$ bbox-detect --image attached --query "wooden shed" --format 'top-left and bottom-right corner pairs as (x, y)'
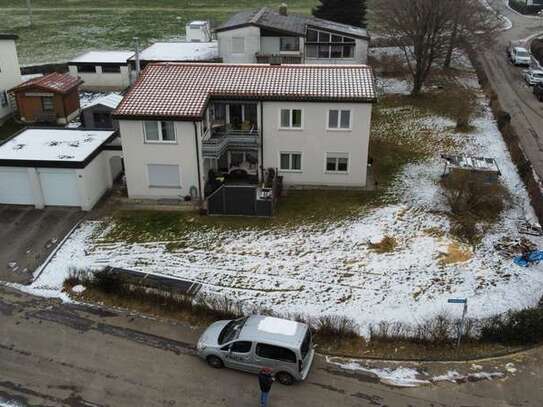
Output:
(9, 72), (83, 125)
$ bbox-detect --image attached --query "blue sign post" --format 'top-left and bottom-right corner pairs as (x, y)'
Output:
(448, 298), (468, 351)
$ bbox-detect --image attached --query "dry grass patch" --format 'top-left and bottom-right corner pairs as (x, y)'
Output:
(437, 242), (473, 265)
(369, 235), (397, 253)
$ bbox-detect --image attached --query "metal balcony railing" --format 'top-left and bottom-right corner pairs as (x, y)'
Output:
(202, 128), (260, 158)
(255, 53), (304, 64)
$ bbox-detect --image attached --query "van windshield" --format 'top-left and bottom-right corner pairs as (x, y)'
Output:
(517, 50), (529, 57)
(218, 317), (248, 345)
(301, 329), (312, 359)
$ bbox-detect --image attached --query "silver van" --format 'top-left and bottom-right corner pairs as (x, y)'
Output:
(197, 315), (315, 385)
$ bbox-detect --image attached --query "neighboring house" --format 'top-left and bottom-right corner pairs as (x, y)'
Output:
(524, 0), (543, 6)
(113, 63), (376, 203)
(80, 93), (123, 129)
(68, 51), (134, 90)
(127, 41), (220, 82)
(10, 73), (83, 125)
(0, 128), (122, 210)
(214, 5), (369, 65)
(0, 33), (22, 123)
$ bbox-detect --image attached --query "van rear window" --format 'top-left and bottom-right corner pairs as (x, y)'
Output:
(256, 343), (297, 363)
(301, 329), (311, 359)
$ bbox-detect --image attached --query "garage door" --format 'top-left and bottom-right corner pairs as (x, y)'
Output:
(0, 167), (34, 205)
(38, 169), (81, 207)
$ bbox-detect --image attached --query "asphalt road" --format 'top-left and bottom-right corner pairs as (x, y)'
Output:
(480, 1), (543, 179)
(1, 286), (542, 407)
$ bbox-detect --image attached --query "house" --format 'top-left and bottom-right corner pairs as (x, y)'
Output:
(185, 20), (213, 42)
(0, 128), (122, 210)
(113, 63), (376, 205)
(214, 5), (369, 65)
(68, 51), (134, 90)
(523, 0), (543, 6)
(80, 93), (123, 129)
(0, 33), (22, 123)
(10, 72), (83, 125)
(127, 41), (220, 82)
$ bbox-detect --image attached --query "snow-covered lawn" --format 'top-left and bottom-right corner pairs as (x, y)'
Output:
(23, 49), (543, 335)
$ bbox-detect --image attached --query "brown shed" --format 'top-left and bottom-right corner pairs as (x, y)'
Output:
(9, 72), (83, 125)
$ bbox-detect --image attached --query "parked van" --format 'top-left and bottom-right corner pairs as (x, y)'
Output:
(197, 315), (315, 385)
(523, 69), (543, 86)
(510, 47), (531, 66)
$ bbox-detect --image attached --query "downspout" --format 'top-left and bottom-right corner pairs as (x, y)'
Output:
(260, 101), (264, 184)
(193, 121), (203, 204)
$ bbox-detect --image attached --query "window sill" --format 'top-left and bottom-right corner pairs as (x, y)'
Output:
(149, 185), (182, 189)
(325, 171), (349, 175)
(279, 169), (303, 173)
(144, 140), (178, 145)
(278, 127), (304, 131)
(326, 128), (352, 132)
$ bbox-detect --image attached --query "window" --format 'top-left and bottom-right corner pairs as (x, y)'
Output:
(331, 45), (343, 58)
(41, 96), (54, 112)
(305, 29), (356, 59)
(328, 110), (351, 129)
(318, 32), (330, 42)
(280, 109), (302, 129)
(144, 121), (176, 143)
(77, 65), (96, 73)
(256, 343), (297, 363)
(306, 45), (318, 58)
(101, 65), (121, 73)
(326, 153), (349, 172)
(280, 152), (302, 171)
(230, 341), (252, 353)
(306, 29), (318, 42)
(0, 91), (7, 107)
(280, 37), (299, 52)
(93, 111), (111, 128)
(232, 37), (245, 54)
(147, 164), (181, 188)
(343, 45), (354, 58)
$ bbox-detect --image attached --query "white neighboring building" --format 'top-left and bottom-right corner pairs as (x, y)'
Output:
(185, 20), (213, 42)
(68, 51), (134, 90)
(0, 128), (122, 210)
(214, 6), (369, 65)
(113, 63), (376, 203)
(0, 33), (22, 123)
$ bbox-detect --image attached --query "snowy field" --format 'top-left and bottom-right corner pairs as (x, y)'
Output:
(21, 48), (543, 335)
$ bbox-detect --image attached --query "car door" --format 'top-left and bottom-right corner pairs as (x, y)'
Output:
(254, 343), (297, 376)
(220, 341), (254, 373)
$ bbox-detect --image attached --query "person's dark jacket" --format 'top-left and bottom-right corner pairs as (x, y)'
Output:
(258, 372), (273, 392)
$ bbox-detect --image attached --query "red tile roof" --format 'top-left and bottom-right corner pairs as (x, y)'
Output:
(10, 72), (83, 94)
(114, 63), (376, 120)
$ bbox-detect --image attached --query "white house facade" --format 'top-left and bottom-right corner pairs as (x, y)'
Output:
(113, 63), (376, 204)
(68, 51), (134, 90)
(0, 33), (22, 123)
(215, 6), (369, 65)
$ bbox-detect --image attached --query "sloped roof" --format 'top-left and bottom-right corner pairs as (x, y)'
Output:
(10, 72), (83, 94)
(82, 93), (123, 110)
(113, 63), (376, 121)
(0, 33), (18, 40)
(215, 7), (368, 39)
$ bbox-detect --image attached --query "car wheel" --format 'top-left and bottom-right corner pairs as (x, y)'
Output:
(276, 372), (295, 385)
(206, 355), (224, 369)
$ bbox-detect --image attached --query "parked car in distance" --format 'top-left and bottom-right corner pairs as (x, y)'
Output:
(197, 315), (315, 385)
(510, 47), (531, 66)
(523, 69), (543, 86)
(534, 83), (543, 101)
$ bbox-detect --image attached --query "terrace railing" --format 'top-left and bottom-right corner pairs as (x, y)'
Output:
(202, 128), (260, 158)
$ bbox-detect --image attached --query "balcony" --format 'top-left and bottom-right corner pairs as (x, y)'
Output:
(202, 128), (260, 158)
(255, 53), (303, 64)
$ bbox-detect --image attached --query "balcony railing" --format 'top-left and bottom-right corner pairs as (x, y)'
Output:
(202, 128), (260, 158)
(255, 53), (303, 64)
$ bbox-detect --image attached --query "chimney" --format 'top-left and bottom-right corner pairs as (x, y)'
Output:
(279, 3), (288, 16)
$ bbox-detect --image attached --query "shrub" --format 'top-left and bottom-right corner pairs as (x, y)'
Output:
(369, 235), (397, 253)
(313, 315), (359, 340)
(193, 295), (243, 321)
(480, 308), (543, 345)
(83, 269), (127, 294)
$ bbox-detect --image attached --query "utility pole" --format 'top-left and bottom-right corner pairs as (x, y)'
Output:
(26, 0), (32, 27)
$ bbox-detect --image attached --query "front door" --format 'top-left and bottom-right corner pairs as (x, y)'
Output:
(221, 341), (255, 372)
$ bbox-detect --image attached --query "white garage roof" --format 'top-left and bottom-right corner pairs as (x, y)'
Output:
(70, 50), (134, 64)
(129, 41), (219, 62)
(0, 128), (116, 167)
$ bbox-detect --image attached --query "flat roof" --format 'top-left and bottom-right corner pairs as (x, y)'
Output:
(114, 63), (376, 120)
(129, 41), (219, 62)
(0, 128), (116, 168)
(70, 50), (134, 64)
(442, 155), (500, 173)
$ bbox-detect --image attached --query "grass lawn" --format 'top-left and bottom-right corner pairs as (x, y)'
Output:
(0, 0), (319, 65)
(0, 117), (24, 141)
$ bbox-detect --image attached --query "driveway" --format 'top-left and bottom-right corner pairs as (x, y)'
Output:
(0, 206), (84, 284)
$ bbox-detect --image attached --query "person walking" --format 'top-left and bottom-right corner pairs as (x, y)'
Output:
(258, 367), (274, 407)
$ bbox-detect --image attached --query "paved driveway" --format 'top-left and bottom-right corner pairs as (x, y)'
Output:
(0, 206), (84, 284)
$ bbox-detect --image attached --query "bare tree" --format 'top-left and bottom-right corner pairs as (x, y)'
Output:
(443, 0), (502, 68)
(374, 0), (500, 95)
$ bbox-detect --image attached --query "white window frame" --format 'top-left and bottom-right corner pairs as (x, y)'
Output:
(146, 164), (182, 188)
(327, 109), (352, 131)
(143, 121), (177, 144)
(278, 108), (303, 130)
(279, 152), (303, 172)
(325, 152), (350, 174)
(232, 37), (245, 54)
